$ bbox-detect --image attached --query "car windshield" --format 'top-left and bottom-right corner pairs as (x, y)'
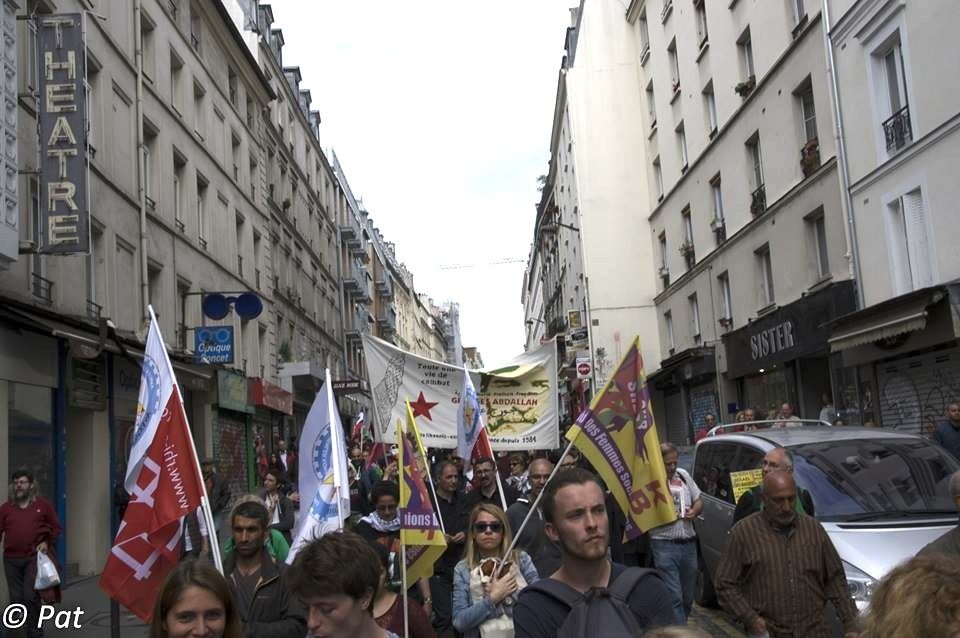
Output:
(791, 438), (960, 521)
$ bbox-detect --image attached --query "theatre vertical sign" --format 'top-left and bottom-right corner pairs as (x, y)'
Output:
(37, 14), (89, 254)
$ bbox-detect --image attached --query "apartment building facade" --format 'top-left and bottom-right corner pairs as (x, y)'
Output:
(525, 1), (663, 425)
(253, 4), (345, 430)
(823, 0), (960, 433)
(634, 0), (857, 442)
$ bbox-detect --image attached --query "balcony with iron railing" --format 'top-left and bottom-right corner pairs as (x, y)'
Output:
(86, 299), (102, 320)
(340, 213), (361, 246)
(342, 259), (365, 294)
(31, 272), (53, 303)
(883, 105), (912, 153)
(345, 306), (371, 342)
(377, 306), (397, 335)
(375, 275), (394, 300)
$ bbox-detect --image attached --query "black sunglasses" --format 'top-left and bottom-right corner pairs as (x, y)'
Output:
(473, 522), (504, 533)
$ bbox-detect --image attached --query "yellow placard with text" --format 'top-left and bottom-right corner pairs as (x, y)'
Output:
(730, 469), (764, 504)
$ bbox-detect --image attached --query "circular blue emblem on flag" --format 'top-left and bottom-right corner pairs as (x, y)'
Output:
(133, 356), (162, 445)
(310, 427), (335, 518)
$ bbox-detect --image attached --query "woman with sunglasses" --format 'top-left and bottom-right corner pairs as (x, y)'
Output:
(452, 504), (539, 637)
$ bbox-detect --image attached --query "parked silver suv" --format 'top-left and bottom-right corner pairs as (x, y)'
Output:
(692, 423), (959, 616)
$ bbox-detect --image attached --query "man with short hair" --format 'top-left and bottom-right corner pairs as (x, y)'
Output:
(716, 472), (858, 638)
(934, 402), (960, 461)
(288, 531), (393, 638)
(462, 457), (520, 512)
(201, 459), (231, 540)
(733, 447), (815, 524)
(277, 438), (298, 477)
(431, 460), (468, 637)
(776, 402), (801, 428)
(648, 442), (702, 624)
(695, 414), (715, 442)
(0, 470), (62, 638)
(514, 468), (675, 637)
(507, 457), (562, 577)
(919, 470), (960, 557)
(225, 500), (306, 638)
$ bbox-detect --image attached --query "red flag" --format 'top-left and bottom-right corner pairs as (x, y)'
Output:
(100, 311), (205, 621)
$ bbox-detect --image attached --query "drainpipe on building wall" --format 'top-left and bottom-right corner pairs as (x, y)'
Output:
(821, 0), (865, 310)
(134, 0), (149, 326)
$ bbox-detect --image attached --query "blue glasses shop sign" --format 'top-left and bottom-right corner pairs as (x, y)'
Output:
(195, 326), (234, 365)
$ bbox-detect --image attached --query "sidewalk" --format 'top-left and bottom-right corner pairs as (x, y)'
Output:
(44, 576), (147, 638)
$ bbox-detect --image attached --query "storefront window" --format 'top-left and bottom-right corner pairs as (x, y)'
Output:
(9, 382), (55, 504)
(742, 365), (795, 420)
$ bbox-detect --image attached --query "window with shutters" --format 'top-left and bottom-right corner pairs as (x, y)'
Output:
(886, 188), (934, 294)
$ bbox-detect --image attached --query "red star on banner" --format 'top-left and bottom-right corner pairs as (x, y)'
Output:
(409, 391), (439, 421)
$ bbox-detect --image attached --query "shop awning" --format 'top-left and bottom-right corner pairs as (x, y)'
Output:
(828, 292), (941, 352)
(0, 300), (212, 385)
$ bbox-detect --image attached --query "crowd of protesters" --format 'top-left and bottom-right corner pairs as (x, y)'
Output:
(7, 409), (960, 638)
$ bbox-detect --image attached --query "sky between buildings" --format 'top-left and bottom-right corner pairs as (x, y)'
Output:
(270, 0), (574, 366)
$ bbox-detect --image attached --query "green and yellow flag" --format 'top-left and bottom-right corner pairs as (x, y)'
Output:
(565, 337), (676, 536)
(398, 401), (447, 584)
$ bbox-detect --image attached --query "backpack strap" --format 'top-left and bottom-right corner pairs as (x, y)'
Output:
(607, 567), (655, 602)
(524, 577), (584, 609)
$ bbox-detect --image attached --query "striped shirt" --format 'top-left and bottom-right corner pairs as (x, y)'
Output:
(715, 512), (857, 637)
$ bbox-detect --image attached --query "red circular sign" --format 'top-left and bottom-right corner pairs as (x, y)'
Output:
(577, 362), (591, 376)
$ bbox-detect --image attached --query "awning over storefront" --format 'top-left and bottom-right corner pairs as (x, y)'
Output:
(250, 377), (293, 415)
(0, 299), (213, 384)
(827, 292), (940, 352)
(649, 346), (716, 390)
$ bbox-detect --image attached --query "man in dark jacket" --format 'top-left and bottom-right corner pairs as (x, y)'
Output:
(733, 448), (815, 524)
(201, 459), (231, 540)
(225, 500), (306, 638)
(462, 456), (520, 512)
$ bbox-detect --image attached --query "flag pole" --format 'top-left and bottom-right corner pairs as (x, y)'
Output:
(325, 369), (349, 532)
(493, 462), (508, 513)
(401, 541), (410, 638)
(149, 305), (223, 574)
(502, 438), (576, 561)
(424, 463), (446, 536)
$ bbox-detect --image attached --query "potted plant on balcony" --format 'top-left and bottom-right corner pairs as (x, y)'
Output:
(718, 316), (733, 329)
(278, 341), (291, 363)
(750, 187), (766, 217)
(672, 78), (681, 94)
(678, 241), (695, 260)
(709, 216), (725, 232)
(801, 138), (821, 176)
(735, 75), (756, 98)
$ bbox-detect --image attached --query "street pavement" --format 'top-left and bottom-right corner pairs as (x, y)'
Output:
(690, 604), (747, 637)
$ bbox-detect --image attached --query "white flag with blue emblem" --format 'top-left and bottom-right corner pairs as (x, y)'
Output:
(287, 369), (351, 563)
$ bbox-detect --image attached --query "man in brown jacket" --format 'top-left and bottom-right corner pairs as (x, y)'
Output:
(715, 472), (859, 637)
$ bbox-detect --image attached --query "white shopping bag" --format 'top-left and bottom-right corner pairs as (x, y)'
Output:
(34, 550), (60, 590)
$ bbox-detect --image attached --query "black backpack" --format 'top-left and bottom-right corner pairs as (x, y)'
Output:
(524, 568), (651, 638)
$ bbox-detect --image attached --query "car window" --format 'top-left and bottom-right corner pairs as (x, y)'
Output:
(694, 442), (738, 504)
(730, 445), (764, 474)
(792, 438), (960, 521)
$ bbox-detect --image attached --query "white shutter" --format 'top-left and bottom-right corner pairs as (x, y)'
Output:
(876, 349), (959, 434)
(903, 189), (934, 288)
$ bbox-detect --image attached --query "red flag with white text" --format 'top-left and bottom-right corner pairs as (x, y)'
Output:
(99, 309), (205, 621)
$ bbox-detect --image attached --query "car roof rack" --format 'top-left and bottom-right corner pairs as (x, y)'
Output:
(706, 419), (832, 437)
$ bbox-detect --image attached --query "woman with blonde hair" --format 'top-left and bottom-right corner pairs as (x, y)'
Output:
(149, 559), (242, 638)
(452, 503), (539, 637)
(860, 553), (960, 637)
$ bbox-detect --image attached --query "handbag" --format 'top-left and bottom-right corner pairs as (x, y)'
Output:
(35, 550), (61, 590)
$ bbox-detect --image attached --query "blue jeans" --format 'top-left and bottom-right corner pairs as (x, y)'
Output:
(651, 538), (698, 624)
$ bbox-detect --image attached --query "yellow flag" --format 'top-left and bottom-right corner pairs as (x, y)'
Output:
(399, 401), (447, 584)
(566, 337), (676, 536)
